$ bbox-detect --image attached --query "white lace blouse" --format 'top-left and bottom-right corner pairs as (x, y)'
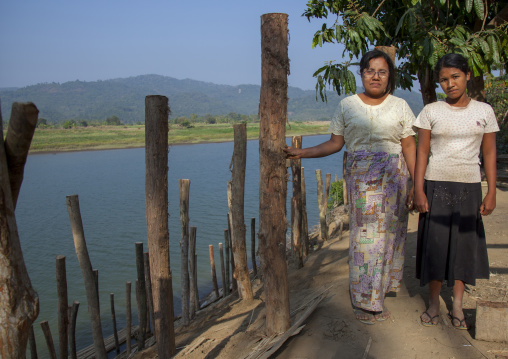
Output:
(329, 94), (416, 154)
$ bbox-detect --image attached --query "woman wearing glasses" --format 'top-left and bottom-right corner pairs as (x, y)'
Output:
(284, 49), (416, 324)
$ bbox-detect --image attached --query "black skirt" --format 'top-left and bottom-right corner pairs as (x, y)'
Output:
(416, 180), (490, 287)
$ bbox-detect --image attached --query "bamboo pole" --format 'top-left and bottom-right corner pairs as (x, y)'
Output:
(66, 195), (107, 358)
(224, 229), (230, 296)
(0, 104), (39, 358)
(251, 218), (257, 277)
(126, 282), (132, 355)
(189, 226), (197, 318)
(29, 326), (37, 359)
(291, 136), (303, 268)
(143, 251), (155, 336)
(315, 170), (328, 241)
(145, 94), (176, 358)
(69, 301), (79, 359)
(219, 243), (226, 298)
(209, 245), (219, 299)
(229, 123), (253, 300)
(56, 255), (68, 359)
(259, 12), (291, 334)
(135, 242), (147, 350)
(179, 179), (191, 326)
(109, 293), (120, 353)
(226, 214), (238, 292)
(40, 321), (57, 359)
(301, 168), (309, 256)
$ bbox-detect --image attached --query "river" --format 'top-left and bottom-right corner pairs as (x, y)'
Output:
(16, 134), (344, 356)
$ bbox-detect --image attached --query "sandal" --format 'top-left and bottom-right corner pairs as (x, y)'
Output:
(374, 306), (391, 321)
(420, 311), (439, 327)
(353, 307), (376, 325)
(448, 312), (468, 330)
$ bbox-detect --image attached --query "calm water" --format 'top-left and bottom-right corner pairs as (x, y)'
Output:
(16, 134), (344, 356)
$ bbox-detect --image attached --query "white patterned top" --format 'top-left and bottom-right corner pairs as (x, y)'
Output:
(413, 99), (499, 183)
(328, 94), (416, 154)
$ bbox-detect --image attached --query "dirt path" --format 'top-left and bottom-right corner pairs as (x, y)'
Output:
(135, 184), (508, 359)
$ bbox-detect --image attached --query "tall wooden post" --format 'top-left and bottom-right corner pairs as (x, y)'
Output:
(259, 12), (291, 335)
(56, 255), (68, 359)
(179, 179), (191, 325)
(229, 123), (253, 300)
(301, 168), (309, 256)
(66, 195), (107, 358)
(315, 170), (328, 241)
(189, 226), (197, 318)
(291, 136), (303, 268)
(0, 103), (39, 358)
(145, 95), (176, 357)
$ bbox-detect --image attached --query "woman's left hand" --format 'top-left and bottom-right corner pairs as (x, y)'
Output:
(406, 186), (415, 211)
(480, 191), (496, 216)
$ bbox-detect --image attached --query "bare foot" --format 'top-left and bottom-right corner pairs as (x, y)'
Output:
(374, 306), (391, 321)
(353, 307), (375, 325)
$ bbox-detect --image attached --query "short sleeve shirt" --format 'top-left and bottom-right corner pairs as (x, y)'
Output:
(329, 94), (416, 154)
(412, 99), (499, 183)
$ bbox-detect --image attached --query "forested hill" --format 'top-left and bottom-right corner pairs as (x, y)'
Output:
(0, 75), (424, 124)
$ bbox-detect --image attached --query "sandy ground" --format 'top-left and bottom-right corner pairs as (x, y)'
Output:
(135, 184), (508, 359)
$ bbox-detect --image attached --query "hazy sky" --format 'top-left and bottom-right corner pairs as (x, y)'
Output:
(0, 0), (354, 90)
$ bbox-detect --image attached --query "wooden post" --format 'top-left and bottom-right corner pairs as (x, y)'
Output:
(301, 167), (309, 256)
(229, 123), (253, 300)
(325, 173), (331, 213)
(251, 218), (257, 277)
(226, 214), (238, 292)
(135, 242), (147, 350)
(189, 227), (197, 318)
(40, 321), (57, 359)
(259, 12), (291, 335)
(291, 136), (303, 268)
(56, 255), (68, 359)
(179, 179), (191, 326)
(0, 105), (39, 358)
(125, 282), (132, 355)
(69, 301), (79, 359)
(194, 253), (199, 311)
(315, 170), (328, 241)
(29, 326), (38, 359)
(224, 229), (230, 296)
(219, 243), (226, 297)
(66, 195), (107, 358)
(145, 95), (176, 358)
(143, 252), (155, 336)
(209, 245), (219, 299)
(110, 293), (120, 353)
(93, 269), (99, 313)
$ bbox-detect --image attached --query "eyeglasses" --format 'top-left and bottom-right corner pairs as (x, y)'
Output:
(363, 69), (389, 78)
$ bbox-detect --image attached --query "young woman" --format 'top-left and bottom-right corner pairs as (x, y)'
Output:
(284, 49), (416, 324)
(413, 53), (499, 329)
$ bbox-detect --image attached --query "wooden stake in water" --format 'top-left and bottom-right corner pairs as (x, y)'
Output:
(69, 301), (79, 359)
(109, 293), (120, 353)
(40, 321), (57, 359)
(251, 218), (257, 277)
(66, 195), (107, 358)
(29, 326), (38, 359)
(209, 245), (219, 299)
(189, 226), (197, 318)
(56, 255), (68, 359)
(135, 242), (147, 350)
(144, 251), (155, 336)
(179, 178), (191, 326)
(125, 282), (132, 355)
(226, 214), (238, 292)
(219, 243), (226, 298)
(315, 170), (328, 241)
(224, 229), (230, 296)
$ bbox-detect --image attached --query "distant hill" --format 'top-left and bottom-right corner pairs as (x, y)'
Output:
(0, 75), (424, 124)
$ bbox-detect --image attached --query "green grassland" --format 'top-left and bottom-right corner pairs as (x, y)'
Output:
(23, 121), (330, 153)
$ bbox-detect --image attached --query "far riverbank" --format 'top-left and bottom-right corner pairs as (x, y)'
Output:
(21, 121), (330, 154)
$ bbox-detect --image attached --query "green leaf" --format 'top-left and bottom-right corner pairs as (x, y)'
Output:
(411, 0), (420, 5)
(465, 0), (473, 13)
(473, 0), (485, 19)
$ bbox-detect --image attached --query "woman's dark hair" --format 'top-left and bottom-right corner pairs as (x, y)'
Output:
(434, 53), (470, 80)
(359, 49), (396, 94)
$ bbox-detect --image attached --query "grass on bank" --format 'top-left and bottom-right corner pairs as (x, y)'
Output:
(24, 121), (330, 153)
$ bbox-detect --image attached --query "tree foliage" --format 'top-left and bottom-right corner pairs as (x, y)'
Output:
(304, 0), (508, 103)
